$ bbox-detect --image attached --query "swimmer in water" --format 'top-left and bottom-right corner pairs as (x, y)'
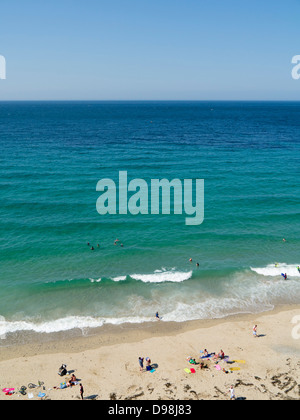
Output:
(297, 266), (300, 274)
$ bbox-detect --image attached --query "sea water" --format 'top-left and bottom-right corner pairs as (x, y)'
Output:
(0, 101), (299, 339)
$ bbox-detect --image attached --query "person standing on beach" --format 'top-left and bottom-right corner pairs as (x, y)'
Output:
(80, 383), (84, 400)
(253, 325), (258, 338)
(139, 357), (144, 372)
(229, 386), (236, 400)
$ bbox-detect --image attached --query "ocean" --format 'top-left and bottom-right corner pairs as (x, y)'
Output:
(0, 101), (299, 341)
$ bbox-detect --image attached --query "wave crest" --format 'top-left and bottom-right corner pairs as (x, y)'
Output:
(91, 269), (193, 284)
(251, 263), (300, 277)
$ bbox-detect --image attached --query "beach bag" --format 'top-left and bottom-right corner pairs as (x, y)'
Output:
(58, 365), (67, 376)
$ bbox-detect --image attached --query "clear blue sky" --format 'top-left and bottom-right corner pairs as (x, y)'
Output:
(0, 0), (299, 100)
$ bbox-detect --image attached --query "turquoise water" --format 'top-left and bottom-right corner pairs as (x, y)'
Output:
(0, 101), (300, 336)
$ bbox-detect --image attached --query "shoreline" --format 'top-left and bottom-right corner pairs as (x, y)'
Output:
(0, 304), (299, 362)
(0, 304), (299, 400)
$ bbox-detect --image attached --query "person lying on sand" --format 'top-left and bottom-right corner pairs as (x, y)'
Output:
(67, 374), (78, 387)
(187, 357), (198, 365)
(213, 350), (225, 362)
(200, 362), (209, 370)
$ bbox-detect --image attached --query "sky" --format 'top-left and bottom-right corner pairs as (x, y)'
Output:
(0, 0), (299, 100)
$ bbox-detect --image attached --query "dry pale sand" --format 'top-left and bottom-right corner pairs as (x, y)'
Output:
(0, 305), (299, 401)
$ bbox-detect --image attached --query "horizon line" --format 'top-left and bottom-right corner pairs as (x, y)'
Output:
(0, 99), (299, 103)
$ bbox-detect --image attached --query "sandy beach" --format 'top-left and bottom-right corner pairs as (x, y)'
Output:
(0, 305), (299, 401)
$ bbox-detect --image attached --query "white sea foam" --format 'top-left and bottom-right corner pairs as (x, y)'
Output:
(112, 276), (127, 282)
(2, 266), (300, 336)
(251, 263), (300, 277)
(129, 270), (193, 283)
(91, 269), (193, 284)
(0, 315), (153, 336)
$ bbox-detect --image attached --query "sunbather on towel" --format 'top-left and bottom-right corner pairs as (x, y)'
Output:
(213, 350), (225, 361)
(187, 357), (197, 365)
(67, 374), (78, 387)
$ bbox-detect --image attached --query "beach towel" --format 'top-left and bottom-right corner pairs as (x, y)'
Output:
(28, 393), (34, 399)
(215, 365), (222, 371)
(190, 368), (196, 374)
(233, 360), (246, 364)
(2, 388), (14, 395)
(38, 392), (46, 398)
(201, 353), (214, 359)
(230, 367), (241, 372)
(150, 369), (156, 373)
(184, 368), (191, 374)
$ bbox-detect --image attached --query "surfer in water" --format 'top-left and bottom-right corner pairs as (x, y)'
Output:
(282, 273), (287, 280)
(297, 266), (300, 274)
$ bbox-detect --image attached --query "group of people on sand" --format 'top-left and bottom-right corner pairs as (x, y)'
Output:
(201, 348), (225, 362)
(57, 365), (84, 400)
(138, 357), (152, 372)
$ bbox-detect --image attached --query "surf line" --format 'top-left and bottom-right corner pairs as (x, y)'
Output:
(96, 171), (204, 226)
